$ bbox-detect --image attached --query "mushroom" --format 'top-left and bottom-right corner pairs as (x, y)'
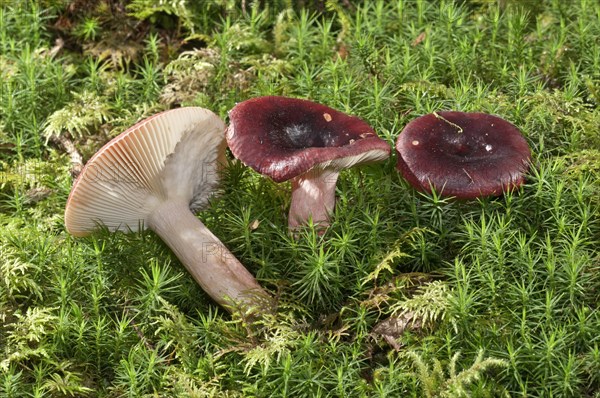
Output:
(226, 96), (391, 230)
(64, 107), (271, 314)
(395, 111), (531, 199)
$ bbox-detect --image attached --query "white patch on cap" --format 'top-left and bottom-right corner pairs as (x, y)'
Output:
(485, 144), (493, 152)
(412, 140), (420, 146)
(323, 113), (332, 122)
(285, 124), (311, 147)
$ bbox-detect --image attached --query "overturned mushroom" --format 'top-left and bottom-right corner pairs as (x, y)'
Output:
(396, 111), (531, 199)
(65, 107), (271, 314)
(226, 96), (391, 230)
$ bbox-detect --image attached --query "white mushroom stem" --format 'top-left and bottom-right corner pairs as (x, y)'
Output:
(288, 168), (340, 230)
(147, 198), (269, 312)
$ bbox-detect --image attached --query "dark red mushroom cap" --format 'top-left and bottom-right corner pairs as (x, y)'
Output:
(226, 96), (390, 182)
(396, 111), (531, 199)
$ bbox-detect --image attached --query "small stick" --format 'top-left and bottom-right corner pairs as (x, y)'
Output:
(51, 135), (83, 179)
(433, 111), (463, 134)
(462, 168), (474, 184)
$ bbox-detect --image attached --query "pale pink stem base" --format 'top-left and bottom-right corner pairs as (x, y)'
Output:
(288, 169), (340, 230)
(148, 198), (271, 314)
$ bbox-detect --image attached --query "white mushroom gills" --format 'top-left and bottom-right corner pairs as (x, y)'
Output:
(65, 107), (270, 313)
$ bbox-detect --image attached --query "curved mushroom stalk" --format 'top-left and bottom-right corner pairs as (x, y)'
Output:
(148, 198), (268, 311)
(64, 107), (273, 316)
(288, 169), (339, 230)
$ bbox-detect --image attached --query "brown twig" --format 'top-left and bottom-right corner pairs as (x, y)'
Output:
(50, 134), (83, 179)
(433, 111), (464, 134)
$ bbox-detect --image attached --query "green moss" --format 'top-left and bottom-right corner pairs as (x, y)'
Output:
(1, 0), (599, 396)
